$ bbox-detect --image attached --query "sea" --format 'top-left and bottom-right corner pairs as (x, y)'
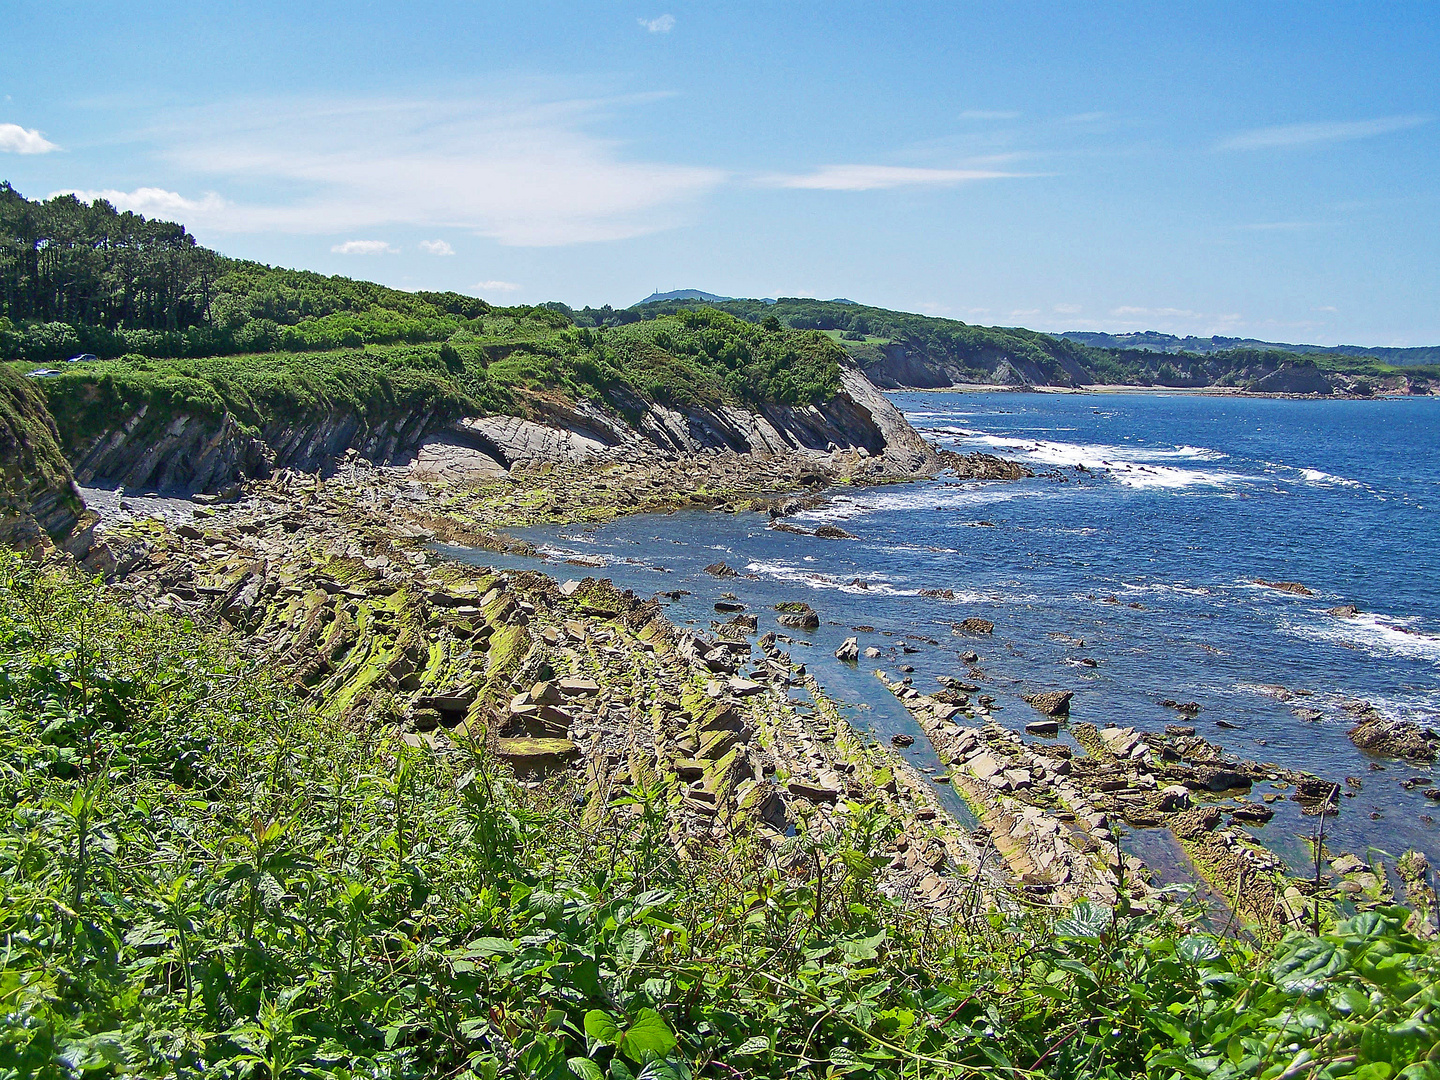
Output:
(441, 391), (1440, 873)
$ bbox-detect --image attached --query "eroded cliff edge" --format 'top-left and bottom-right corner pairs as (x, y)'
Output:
(53, 361), (946, 494)
(0, 365), (93, 554)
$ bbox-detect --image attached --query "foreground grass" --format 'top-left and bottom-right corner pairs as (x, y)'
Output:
(1, 554), (1437, 1079)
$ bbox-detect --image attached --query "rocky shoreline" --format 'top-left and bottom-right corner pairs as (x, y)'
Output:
(55, 439), (1435, 941)
(2, 344), (1429, 939)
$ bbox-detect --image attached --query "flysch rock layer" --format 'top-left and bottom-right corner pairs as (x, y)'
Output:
(79, 465), (1033, 918)
(875, 670), (1432, 938)
(60, 362), (948, 495)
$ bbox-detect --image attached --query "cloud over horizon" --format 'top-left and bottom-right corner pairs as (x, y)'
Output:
(638, 14), (675, 33)
(331, 239), (396, 254)
(54, 186), (228, 219)
(766, 164), (1018, 191)
(0, 123), (59, 154)
(419, 239), (455, 255)
(107, 94), (724, 247)
(1220, 115), (1429, 150)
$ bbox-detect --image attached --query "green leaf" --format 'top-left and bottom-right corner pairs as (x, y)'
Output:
(123, 919), (174, 947)
(1179, 935), (1222, 964)
(1273, 938), (1346, 995)
(568, 1057), (605, 1080)
(837, 929), (886, 963)
(637, 1061), (690, 1080)
(465, 936), (514, 957)
(735, 1036), (770, 1055)
(584, 1010), (624, 1047)
(1055, 899), (1109, 939)
(620, 1008), (678, 1064)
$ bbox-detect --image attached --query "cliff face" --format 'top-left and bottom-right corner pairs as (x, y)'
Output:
(53, 363), (938, 493)
(0, 366), (94, 554)
(854, 339), (1430, 396)
(69, 403), (451, 493)
(854, 340), (1096, 390)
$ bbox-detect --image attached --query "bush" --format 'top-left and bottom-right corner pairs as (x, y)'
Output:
(1, 555), (1436, 1079)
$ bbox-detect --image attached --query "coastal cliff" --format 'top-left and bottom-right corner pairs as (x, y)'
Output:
(50, 360), (940, 494)
(0, 365), (93, 554)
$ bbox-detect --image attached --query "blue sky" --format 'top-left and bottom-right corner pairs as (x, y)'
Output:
(3, 1), (1437, 345)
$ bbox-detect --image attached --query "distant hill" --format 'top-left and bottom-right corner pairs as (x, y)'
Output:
(629, 296), (1436, 394)
(1062, 330), (1440, 367)
(635, 289), (735, 305)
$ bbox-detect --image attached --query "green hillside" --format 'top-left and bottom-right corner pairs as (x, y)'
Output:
(4, 182), (1431, 411)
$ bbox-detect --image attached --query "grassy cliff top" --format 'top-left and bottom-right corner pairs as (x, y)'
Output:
(9, 305), (845, 450)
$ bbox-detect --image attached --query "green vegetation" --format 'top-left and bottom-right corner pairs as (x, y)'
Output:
(2, 554), (1438, 1079)
(0, 363), (74, 500)
(1, 187), (842, 434)
(635, 298), (1436, 389)
(7, 182), (1426, 411)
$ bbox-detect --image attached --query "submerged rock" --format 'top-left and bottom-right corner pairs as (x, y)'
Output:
(1348, 714), (1439, 763)
(704, 562), (738, 577)
(1024, 691), (1073, 717)
(956, 618), (994, 635)
(1253, 579), (1315, 596)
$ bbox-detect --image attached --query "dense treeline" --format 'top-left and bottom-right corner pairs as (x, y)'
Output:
(0, 185), (492, 365)
(5, 183), (1426, 397)
(1, 186), (842, 413)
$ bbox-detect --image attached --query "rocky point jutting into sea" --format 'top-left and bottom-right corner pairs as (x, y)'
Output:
(7, 352), (1435, 941)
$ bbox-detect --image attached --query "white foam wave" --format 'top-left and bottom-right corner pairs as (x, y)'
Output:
(959, 434), (1241, 490)
(535, 544), (608, 566)
(742, 559), (987, 602)
(792, 485), (1042, 523)
(1284, 611), (1440, 664)
(1297, 468), (1362, 488)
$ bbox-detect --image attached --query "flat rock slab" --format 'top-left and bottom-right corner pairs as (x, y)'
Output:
(497, 737), (580, 774)
(1024, 691), (1073, 717)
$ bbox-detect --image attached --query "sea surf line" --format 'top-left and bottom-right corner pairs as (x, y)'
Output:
(442, 390), (1440, 872)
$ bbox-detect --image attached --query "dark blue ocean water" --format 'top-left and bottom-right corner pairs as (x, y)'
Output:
(444, 391), (1440, 870)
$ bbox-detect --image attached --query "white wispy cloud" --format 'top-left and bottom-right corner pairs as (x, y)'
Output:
(476, 280), (521, 292)
(0, 123), (58, 154)
(639, 14), (675, 33)
(1219, 115), (1429, 150)
(1237, 221), (1327, 231)
(419, 239), (455, 255)
(765, 164), (1017, 191)
(958, 110), (1019, 121)
(131, 93), (724, 246)
(331, 239), (396, 254)
(54, 186), (228, 218)
(1052, 303), (1082, 315)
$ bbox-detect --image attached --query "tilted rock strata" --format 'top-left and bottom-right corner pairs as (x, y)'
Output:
(82, 468), (1002, 915)
(56, 362), (944, 494)
(0, 365), (94, 555)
